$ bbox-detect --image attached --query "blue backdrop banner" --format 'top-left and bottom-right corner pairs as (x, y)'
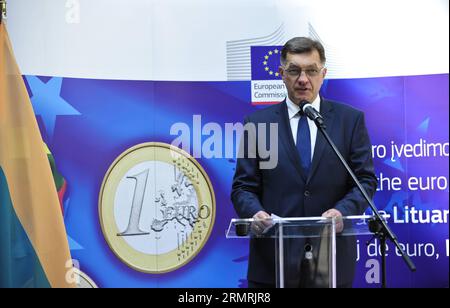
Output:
(24, 73), (449, 288)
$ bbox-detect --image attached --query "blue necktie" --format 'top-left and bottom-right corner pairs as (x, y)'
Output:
(296, 114), (311, 176)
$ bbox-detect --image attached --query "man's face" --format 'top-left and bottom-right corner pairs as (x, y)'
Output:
(279, 50), (327, 105)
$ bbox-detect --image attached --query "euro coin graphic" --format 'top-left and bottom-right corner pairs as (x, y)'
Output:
(75, 269), (98, 288)
(99, 142), (215, 273)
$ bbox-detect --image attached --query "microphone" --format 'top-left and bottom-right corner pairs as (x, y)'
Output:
(299, 100), (325, 128)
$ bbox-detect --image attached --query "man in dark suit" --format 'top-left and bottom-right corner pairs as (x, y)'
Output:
(231, 37), (377, 288)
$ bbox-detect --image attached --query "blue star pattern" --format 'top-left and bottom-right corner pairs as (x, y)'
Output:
(26, 76), (81, 139)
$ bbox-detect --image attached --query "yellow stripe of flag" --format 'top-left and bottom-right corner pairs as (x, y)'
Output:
(0, 23), (75, 288)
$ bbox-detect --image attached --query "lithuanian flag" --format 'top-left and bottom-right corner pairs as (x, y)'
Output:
(0, 23), (75, 288)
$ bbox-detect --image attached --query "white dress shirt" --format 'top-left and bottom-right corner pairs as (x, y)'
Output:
(285, 96), (321, 161)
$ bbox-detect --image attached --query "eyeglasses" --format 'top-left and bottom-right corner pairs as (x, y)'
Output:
(283, 66), (325, 78)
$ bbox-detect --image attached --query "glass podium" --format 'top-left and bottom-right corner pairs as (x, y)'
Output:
(226, 215), (388, 288)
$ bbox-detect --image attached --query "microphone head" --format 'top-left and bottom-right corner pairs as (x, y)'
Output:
(298, 100), (310, 115)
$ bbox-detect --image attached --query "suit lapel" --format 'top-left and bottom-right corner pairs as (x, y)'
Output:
(275, 101), (305, 180)
(306, 98), (335, 184)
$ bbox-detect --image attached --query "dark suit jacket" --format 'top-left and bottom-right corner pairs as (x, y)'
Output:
(231, 98), (377, 286)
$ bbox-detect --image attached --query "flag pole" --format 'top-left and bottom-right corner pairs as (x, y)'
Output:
(0, 0), (6, 24)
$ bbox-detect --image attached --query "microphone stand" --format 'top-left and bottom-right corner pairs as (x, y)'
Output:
(308, 110), (416, 288)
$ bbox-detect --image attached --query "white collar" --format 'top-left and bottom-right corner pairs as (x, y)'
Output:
(286, 95), (321, 120)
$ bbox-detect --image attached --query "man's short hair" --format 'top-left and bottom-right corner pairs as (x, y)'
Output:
(281, 37), (326, 65)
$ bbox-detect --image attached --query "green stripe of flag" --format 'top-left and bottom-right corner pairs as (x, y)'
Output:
(0, 167), (51, 288)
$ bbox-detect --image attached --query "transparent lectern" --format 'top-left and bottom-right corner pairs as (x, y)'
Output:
(226, 215), (385, 288)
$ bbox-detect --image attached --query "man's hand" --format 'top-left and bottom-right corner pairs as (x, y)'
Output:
(251, 211), (272, 235)
(322, 208), (344, 233)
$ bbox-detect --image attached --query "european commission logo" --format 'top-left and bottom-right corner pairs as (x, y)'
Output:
(251, 46), (287, 105)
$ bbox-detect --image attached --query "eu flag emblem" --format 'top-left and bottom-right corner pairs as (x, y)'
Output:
(251, 46), (283, 80)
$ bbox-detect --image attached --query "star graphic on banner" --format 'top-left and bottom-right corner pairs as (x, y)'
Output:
(68, 235), (84, 251)
(417, 117), (430, 134)
(383, 157), (404, 172)
(26, 76), (80, 139)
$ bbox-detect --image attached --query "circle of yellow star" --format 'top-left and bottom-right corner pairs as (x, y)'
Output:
(262, 48), (282, 78)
